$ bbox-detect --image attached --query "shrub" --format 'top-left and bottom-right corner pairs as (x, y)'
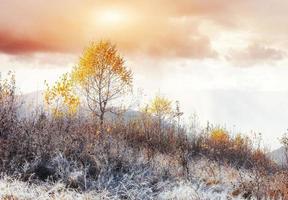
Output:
(0, 72), (18, 139)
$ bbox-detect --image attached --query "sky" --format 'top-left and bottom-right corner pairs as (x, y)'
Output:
(1, 0), (288, 149)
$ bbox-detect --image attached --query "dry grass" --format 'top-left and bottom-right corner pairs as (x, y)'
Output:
(0, 73), (287, 199)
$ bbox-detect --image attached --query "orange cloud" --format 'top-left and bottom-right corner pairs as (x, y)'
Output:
(0, 0), (288, 64)
(0, 0), (219, 59)
(0, 31), (49, 54)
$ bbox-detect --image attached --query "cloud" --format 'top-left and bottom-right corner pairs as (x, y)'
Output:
(0, 0), (219, 59)
(112, 19), (218, 59)
(1, 0), (288, 63)
(143, 34), (217, 59)
(0, 31), (54, 54)
(227, 43), (286, 66)
(0, 28), (86, 55)
(0, 0), (89, 55)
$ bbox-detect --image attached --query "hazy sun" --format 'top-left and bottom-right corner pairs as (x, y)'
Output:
(98, 10), (126, 24)
(90, 8), (135, 32)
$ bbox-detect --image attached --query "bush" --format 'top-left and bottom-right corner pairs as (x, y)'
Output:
(0, 72), (18, 138)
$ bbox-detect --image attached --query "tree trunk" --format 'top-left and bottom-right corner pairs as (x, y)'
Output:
(99, 112), (104, 137)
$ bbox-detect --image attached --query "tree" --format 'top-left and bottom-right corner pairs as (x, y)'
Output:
(45, 41), (133, 135)
(44, 73), (80, 117)
(146, 94), (173, 133)
(72, 41), (132, 129)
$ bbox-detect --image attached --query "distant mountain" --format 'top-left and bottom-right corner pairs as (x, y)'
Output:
(269, 146), (287, 166)
(15, 91), (44, 118)
(18, 90), (141, 120)
(21, 90), (44, 106)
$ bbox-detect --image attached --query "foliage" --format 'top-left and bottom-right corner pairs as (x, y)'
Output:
(45, 41), (132, 131)
(44, 73), (80, 117)
(210, 128), (229, 144)
(145, 94), (173, 119)
(143, 94), (175, 136)
(72, 41), (132, 120)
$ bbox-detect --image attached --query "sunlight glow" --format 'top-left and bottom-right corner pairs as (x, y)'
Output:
(98, 10), (126, 24)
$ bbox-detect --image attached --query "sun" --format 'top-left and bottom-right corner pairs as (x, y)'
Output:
(91, 8), (134, 31)
(98, 10), (126, 24)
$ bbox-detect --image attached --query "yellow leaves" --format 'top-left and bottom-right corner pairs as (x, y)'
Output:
(51, 107), (64, 118)
(146, 94), (172, 118)
(72, 41), (132, 87)
(45, 40), (133, 120)
(44, 73), (80, 117)
(210, 128), (229, 143)
(0, 72), (15, 102)
(209, 128), (251, 152)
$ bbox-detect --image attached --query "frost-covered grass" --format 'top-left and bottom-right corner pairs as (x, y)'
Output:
(0, 157), (271, 200)
(0, 176), (110, 200)
(0, 176), (231, 200)
(0, 134), (284, 200)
